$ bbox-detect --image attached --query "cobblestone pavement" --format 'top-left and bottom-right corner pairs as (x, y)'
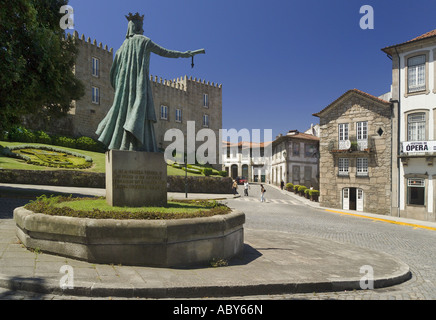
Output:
(224, 185), (436, 300)
(1, 186), (436, 300)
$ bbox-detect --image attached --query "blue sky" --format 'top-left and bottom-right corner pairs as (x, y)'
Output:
(68, 0), (436, 139)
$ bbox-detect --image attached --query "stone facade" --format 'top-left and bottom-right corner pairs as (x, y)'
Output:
(150, 75), (222, 156)
(70, 32), (114, 139)
(314, 89), (392, 215)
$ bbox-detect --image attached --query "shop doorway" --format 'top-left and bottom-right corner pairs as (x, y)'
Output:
(343, 188), (364, 212)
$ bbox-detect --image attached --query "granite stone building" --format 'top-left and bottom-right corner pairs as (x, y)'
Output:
(313, 89), (392, 214)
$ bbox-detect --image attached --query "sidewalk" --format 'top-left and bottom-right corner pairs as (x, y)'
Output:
(0, 183), (240, 201)
(0, 183), (412, 299)
(267, 183), (436, 231)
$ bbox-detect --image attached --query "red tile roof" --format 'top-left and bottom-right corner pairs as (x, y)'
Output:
(382, 29), (436, 54)
(313, 89), (390, 118)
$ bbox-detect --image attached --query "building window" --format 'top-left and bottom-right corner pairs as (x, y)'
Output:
(339, 123), (349, 149)
(407, 178), (425, 206)
(203, 114), (209, 127)
(92, 57), (99, 77)
(175, 109), (182, 122)
(92, 87), (100, 104)
(408, 113), (426, 141)
(357, 121), (368, 140)
(408, 55), (426, 93)
(357, 121), (368, 150)
(203, 94), (209, 108)
(305, 144), (316, 157)
(338, 158), (349, 176)
(356, 158), (368, 176)
(293, 142), (300, 156)
(160, 105), (168, 120)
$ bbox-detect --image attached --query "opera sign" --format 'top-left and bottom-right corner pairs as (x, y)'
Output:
(403, 141), (436, 153)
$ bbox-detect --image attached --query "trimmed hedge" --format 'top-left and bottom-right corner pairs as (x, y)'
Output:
(0, 170), (234, 193)
(4, 126), (106, 153)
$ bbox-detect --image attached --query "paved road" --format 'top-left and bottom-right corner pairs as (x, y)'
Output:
(224, 184), (436, 300)
(1, 184), (435, 300)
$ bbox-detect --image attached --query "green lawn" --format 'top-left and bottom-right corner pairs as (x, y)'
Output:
(0, 140), (210, 176)
(55, 198), (211, 213)
(25, 195), (231, 219)
(0, 141), (105, 172)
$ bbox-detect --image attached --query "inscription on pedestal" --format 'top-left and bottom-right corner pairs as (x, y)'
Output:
(106, 151), (167, 207)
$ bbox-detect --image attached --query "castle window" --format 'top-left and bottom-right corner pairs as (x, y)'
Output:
(92, 87), (100, 104)
(203, 94), (209, 108)
(160, 105), (168, 120)
(203, 114), (209, 127)
(92, 57), (100, 77)
(408, 55), (426, 93)
(175, 109), (182, 122)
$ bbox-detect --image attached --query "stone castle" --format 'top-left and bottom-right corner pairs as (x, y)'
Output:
(46, 31), (223, 156)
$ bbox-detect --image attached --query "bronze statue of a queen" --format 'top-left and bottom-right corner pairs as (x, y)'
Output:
(96, 12), (205, 152)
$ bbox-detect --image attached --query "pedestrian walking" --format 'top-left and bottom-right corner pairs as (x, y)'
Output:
(232, 180), (238, 195)
(280, 180), (285, 190)
(260, 184), (266, 202)
(244, 181), (250, 196)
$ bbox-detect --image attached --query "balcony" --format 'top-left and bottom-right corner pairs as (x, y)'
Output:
(328, 137), (374, 154)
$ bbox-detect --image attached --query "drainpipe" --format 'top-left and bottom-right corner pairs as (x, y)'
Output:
(395, 47), (401, 217)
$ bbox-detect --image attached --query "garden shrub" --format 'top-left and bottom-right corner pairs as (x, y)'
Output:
(7, 126), (36, 143)
(76, 136), (104, 152)
(53, 136), (77, 149)
(218, 171), (228, 177)
(298, 186), (307, 195)
(309, 190), (320, 197)
(285, 183), (293, 191)
(203, 168), (213, 176)
(35, 131), (52, 144)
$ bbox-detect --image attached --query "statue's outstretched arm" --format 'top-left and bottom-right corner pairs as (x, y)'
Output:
(149, 40), (205, 58)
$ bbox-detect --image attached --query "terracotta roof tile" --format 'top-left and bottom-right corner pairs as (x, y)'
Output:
(382, 29), (436, 54)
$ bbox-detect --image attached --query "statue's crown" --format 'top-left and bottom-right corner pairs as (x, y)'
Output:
(125, 12), (144, 22)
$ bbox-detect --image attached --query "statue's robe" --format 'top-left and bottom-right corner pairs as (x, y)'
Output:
(96, 24), (191, 152)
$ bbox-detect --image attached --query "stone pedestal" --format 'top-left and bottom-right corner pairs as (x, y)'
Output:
(106, 150), (167, 207)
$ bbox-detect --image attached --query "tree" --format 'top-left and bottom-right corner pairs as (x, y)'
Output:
(0, 0), (84, 133)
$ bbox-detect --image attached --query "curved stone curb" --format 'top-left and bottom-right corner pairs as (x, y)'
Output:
(0, 227), (411, 299)
(14, 207), (245, 268)
(0, 260), (411, 299)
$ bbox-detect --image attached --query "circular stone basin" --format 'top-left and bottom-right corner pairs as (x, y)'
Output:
(13, 207), (245, 268)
